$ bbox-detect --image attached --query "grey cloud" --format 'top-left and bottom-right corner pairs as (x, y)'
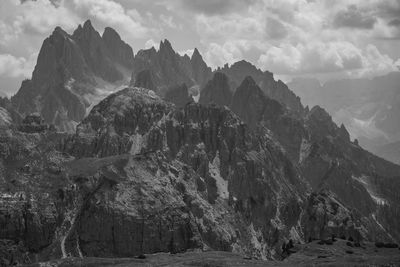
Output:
(333, 5), (377, 29)
(20, 0), (60, 7)
(265, 17), (287, 40)
(389, 19), (400, 27)
(178, 0), (257, 15)
(376, 1), (400, 20)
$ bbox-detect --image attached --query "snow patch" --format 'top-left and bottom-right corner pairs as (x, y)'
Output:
(0, 107), (11, 126)
(209, 152), (229, 199)
(352, 175), (387, 205)
(189, 85), (200, 103)
(299, 138), (311, 164)
(130, 133), (145, 155)
(289, 226), (302, 242)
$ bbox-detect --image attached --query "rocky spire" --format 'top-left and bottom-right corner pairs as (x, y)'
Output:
(73, 20), (123, 82)
(159, 39), (174, 53)
(230, 76), (283, 129)
(191, 48), (201, 61)
(191, 48), (212, 87)
(102, 27), (134, 68)
(199, 72), (232, 107)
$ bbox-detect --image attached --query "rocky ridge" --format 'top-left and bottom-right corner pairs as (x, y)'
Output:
(205, 74), (400, 244)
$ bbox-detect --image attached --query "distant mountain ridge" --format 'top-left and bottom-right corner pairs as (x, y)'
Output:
(288, 72), (400, 164)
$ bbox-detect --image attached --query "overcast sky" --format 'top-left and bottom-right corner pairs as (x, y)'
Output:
(0, 0), (399, 96)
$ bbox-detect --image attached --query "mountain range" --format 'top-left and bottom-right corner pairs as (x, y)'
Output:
(1, 20), (400, 265)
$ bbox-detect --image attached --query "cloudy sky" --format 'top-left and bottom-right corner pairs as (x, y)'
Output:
(0, 0), (399, 96)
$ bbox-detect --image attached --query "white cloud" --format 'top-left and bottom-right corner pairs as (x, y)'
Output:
(178, 48), (194, 57)
(68, 0), (152, 39)
(258, 42), (364, 74)
(159, 14), (180, 29)
(0, 53), (36, 78)
(204, 42), (243, 68)
(0, 0), (79, 47)
(144, 39), (159, 50)
(258, 42), (398, 78)
(196, 14), (264, 42)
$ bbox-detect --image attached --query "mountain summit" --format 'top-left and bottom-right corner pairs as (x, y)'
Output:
(11, 20), (134, 132)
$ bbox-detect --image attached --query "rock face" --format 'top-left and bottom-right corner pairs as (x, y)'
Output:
(191, 48), (213, 88)
(102, 27), (134, 69)
(229, 76), (305, 162)
(231, 76), (279, 129)
(199, 72), (232, 107)
(164, 84), (193, 108)
(61, 87), (310, 259)
(11, 20), (133, 132)
(0, 87), (305, 262)
(0, 97), (22, 125)
(2, 86), (400, 265)
(132, 69), (157, 92)
(72, 20), (123, 82)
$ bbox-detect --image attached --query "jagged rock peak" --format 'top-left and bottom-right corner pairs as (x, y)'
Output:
(308, 105), (331, 121)
(190, 47), (212, 87)
(199, 72), (232, 107)
(52, 26), (67, 35)
(102, 27), (121, 41)
(339, 123), (351, 142)
(230, 75), (270, 129)
(191, 48), (202, 60)
(48, 26), (71, 43)
(73, 19), (98, 38)
(159, 39), (174, 53)
(102, 26), (134, 68)
(83, 19), (94, 31)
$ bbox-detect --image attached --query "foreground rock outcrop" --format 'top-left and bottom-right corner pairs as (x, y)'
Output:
(1, 86), (400, 265)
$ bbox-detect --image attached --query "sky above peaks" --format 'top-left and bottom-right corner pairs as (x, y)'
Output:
(0, 0), (400, 96)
